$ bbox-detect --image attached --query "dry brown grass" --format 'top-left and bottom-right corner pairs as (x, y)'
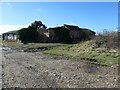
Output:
(95, 31), (119, 50)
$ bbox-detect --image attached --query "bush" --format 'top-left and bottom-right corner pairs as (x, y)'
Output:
(17, 26), (38, 43)
(17, 20), (47, 43)
(95, 30), (118, 49)
(52, 27), (70, 43)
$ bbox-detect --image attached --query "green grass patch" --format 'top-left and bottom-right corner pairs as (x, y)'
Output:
(2, 40), (63, 47)
(0, 38), (2, 40)
(43, 40), (119, 66)
(0, 38), (3, 46)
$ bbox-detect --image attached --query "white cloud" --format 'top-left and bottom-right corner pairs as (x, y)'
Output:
(114, 28), (119, 32)
(64, 23), (77, 25)
(0, 25), (28, 34)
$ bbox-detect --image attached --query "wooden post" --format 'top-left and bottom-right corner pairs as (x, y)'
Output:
(13, 34), (15, 41)
(6, 34), (8, 40)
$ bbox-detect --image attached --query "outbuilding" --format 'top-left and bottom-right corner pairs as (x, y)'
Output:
(2, 30), (18, 41)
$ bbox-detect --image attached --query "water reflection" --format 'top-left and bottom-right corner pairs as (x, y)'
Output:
(84, 63), (98, 73)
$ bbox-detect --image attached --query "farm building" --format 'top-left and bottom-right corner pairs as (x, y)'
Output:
(48, 24), (95, 43)
(2, 30), (18, 41)
(2, 24), (95, 43)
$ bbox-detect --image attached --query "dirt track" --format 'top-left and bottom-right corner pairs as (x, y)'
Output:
(2, 46), (119, 88)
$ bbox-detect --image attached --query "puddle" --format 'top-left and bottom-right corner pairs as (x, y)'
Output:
(84, 63), (98, 73)
(2, 47), (11, 51)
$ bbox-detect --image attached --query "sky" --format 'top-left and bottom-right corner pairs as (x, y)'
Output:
(0, 2), (118, 34)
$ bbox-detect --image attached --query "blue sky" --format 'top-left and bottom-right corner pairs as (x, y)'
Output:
(0, 2), (118, 34)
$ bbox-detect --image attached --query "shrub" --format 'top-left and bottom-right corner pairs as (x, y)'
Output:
(52, 27), (70, 43)
(17, 26), (38, 43)
(95, 30), (118, 49)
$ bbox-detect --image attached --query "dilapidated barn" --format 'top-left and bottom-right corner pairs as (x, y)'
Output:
(2, 24), (95, 43)
(48, 24), (95, 43)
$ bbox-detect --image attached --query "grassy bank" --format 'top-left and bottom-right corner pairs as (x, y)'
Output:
(2, 39), (119, 66)
(43, 40), (119, 66)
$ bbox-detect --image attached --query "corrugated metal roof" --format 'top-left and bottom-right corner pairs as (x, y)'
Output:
(3, 30), (18, 34)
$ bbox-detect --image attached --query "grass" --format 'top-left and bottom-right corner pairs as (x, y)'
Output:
(0, 38), (2, 46)
(2, 40), (63, 47)
(43, 40), (119, 66)
(2, 39), (119, 66)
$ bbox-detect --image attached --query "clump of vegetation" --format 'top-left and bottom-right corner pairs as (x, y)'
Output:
(17, 26), (38, 43)
(95, 30), (118, 50)
(17, 21), (47, 43)
(2, 40), (61, 48)
(44, 30), (119, 66)
(53, 27), (70, 43)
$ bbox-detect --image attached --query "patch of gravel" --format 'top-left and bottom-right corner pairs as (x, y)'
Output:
(2, 46), (119, 88)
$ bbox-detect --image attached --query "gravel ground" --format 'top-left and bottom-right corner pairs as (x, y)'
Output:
(2, 46), (119, 89)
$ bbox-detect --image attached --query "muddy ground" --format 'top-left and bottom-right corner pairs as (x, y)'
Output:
(1, 45), (119, 89)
